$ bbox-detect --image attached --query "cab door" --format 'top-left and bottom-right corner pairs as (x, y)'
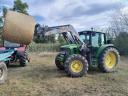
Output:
(91, 32), (105, 57)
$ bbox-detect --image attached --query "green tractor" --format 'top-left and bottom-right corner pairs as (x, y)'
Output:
(35, 24), (120, 77)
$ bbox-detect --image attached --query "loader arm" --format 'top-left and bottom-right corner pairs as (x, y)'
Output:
(34, 24), (83, 44)
(44, 25), (78, 36)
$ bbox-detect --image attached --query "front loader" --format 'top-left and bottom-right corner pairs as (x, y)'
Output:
(35, 24), (120, 77)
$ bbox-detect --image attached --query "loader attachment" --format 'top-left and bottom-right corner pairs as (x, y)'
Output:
(34, 24), (83, 44)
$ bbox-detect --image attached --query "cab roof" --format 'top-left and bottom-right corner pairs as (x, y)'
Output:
(78, 30), (105, 34)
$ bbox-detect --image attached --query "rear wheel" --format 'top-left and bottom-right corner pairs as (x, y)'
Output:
(55, 53), (65, 70)
(98, 47), (120, 72)
(65, 54), (88, 77)
(0, 62), (7, 84)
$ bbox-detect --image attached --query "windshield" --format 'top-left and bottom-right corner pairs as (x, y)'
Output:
(79, 32), (90, 44)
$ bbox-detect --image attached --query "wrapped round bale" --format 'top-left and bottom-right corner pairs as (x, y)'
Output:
(2, 10), (35, 45)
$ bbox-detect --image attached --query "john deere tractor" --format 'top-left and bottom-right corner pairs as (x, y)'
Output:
(35, 24), (120, 77)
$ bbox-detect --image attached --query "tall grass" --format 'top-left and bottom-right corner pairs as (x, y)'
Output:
(28, 42), (60, 52)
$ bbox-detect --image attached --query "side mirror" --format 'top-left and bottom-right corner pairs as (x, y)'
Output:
(107, 40), (112, 44)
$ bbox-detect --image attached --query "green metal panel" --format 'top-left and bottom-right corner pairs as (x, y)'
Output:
(57, 44), (81, 64)
(61, 44), (80, 54)
(96, 44), (114, 59)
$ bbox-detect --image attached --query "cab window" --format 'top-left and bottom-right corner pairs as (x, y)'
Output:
(80, 33), (89, 44)
(91, 33), (100, 47)
(100, 33), (105, 45)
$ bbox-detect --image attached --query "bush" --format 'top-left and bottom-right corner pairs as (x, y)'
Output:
(33, 35), (56, 43)
(114, 32), (128, 55)
(28, 42), (60, 52)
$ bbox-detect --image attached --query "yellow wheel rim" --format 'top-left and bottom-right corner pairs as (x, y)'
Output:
(71, 60), (83, 73)
(105, 52), (116, 69)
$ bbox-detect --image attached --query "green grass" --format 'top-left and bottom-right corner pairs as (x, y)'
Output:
(0, 54), (128, 96)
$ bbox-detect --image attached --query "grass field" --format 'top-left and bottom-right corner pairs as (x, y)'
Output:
(0, 53), (128, 96)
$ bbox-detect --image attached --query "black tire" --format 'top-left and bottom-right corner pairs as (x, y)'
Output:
(0, 62), (7, 84)
(19, 52), (28, 67)
(5, 61), (10, 67)
(55, 53), (65, 70)
(98, 47), (120, 72)
(65, 54), (88, 77)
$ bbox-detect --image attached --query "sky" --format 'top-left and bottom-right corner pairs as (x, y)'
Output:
(0, 0), (128, 31)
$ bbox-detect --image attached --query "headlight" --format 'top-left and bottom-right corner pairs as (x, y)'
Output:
(60, 48), (69, 55)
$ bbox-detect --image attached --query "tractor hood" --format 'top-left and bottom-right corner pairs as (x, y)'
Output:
(60, 44), (80, 55)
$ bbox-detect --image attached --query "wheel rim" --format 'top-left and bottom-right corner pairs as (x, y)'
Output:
(105, 52), (116, 69)
(0, 68), (3, 79)
(71, 60), (83, 73)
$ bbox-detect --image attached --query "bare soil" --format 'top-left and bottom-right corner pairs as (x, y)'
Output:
(0, 53), (128, 96)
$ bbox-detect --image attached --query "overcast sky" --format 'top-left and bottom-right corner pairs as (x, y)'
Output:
(0, 0), (128, 31)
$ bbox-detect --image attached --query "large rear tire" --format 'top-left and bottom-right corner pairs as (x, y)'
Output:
(65, 54), (88, 77)
(98, 47), (120, 72)
(55, 53), (65, 70)
(0, 62), (7, 84)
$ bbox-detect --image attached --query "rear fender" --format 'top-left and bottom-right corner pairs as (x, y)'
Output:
(96, 44), (115, 60)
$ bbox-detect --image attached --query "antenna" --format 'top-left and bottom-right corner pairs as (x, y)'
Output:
(91, 27), (94, 31)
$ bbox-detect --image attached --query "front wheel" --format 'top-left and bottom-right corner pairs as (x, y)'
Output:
(98, 47), (120, 72)
(55, 53), (65, 70)
(0, 62), (7, 84)
(64, 54), (88, 77)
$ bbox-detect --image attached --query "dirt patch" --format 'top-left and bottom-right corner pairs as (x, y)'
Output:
(0, 53), (128, 96)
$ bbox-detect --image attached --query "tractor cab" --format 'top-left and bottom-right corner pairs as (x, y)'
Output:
(78, 31), (114, 66)
(79, 31), (107, 54)
(79, 31), (107, 47)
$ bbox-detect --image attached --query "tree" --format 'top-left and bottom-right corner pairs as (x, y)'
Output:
(34, 35), (56, 43)
(108, 10), (128, 38)
(58, 34), (66, 44)
(12, 0), (28, 15)
(34, 24), (56, 43)
(107, 10), (128, 55)
(114, 32), (128, 55)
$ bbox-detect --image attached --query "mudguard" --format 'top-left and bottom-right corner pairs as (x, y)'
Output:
(96, 44), (115, 59)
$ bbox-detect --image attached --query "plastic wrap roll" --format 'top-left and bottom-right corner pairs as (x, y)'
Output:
(2, 10), (35, 45)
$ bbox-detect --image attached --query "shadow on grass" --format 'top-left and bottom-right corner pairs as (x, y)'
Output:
(7, 65), (21, 68)
(22, 64), (112, 81)
(88, 68), (101, 74)
(88, 67), (118, 75)
(7, 63), (118, 81)
(7, 63), (21, 68)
